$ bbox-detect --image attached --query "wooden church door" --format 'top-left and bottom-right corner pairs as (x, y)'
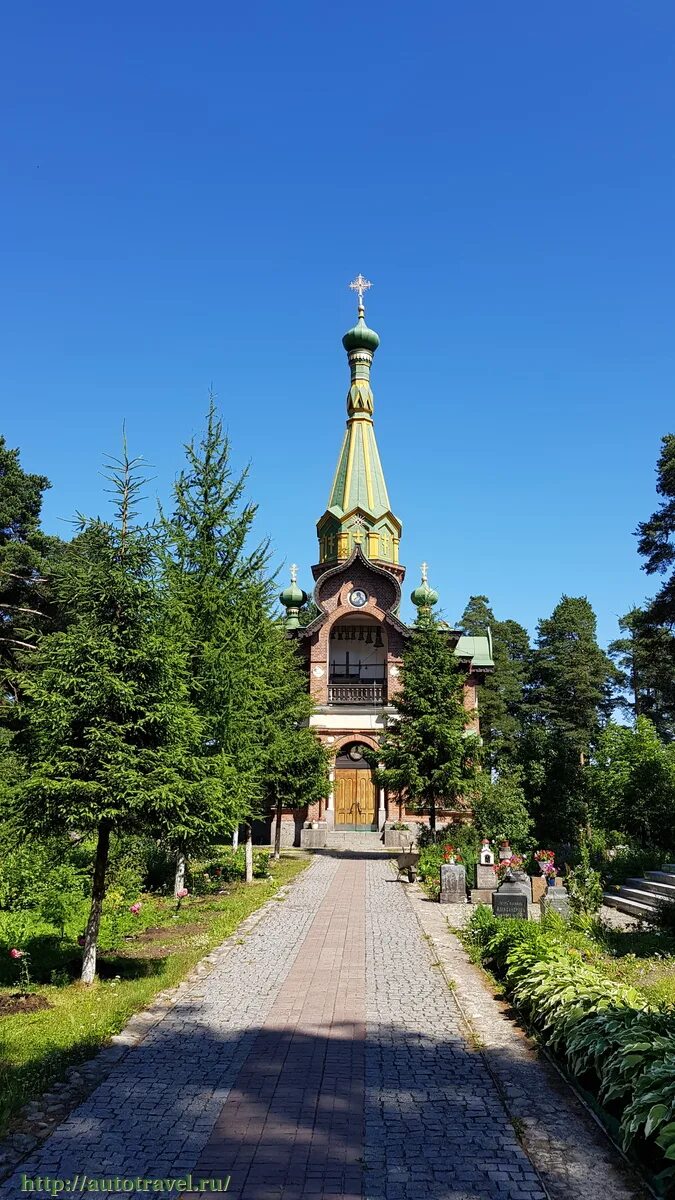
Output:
(334, 744), (377, 828)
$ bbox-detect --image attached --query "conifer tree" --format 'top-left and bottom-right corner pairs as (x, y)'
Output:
(161, 400), (271, 890)
(16, 446), (222, 983)
(255, 618), (328, 860)
(0, 437), (63, 708)
(460, 595), (531, 769)
(162, 399), (326, 881)
(609, 607), (675, 741)
(523, 595), (615, 841)
(637, 434), (675, 626)
(376, 612), (480, 835)
(530, 596), (615, 762)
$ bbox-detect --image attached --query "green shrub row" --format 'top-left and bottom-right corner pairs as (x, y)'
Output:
(466, 906), (675, 1189)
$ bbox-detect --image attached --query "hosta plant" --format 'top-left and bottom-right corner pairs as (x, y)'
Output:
(620, 1055), (675, 1175)
(565, 1009), (671, 1083)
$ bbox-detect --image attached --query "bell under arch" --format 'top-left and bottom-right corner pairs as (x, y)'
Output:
(328, 614), (387, 706)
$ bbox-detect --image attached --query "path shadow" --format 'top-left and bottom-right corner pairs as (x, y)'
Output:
(3, 1007), (648, 1200)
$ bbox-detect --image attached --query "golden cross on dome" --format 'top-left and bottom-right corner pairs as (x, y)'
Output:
(290, 563), (298, 584)
(421, 562), (428, 584)
(349, 274), (373, 308)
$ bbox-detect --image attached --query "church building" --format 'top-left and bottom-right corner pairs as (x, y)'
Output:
(277, 277), (493, 843)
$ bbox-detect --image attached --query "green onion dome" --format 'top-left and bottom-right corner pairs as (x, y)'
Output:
(280, 578), (308, 610)
(342, 311), (380, 354)
(411, 564), (438, 610)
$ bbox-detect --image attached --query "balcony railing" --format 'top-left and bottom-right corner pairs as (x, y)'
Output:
(328, 681), (387, 706)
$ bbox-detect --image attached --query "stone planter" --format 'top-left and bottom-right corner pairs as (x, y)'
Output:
(300, 825), (327, 849)
(384, 827), (415, 849)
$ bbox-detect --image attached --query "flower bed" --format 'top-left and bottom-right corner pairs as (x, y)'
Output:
(465, 905), (675, 1193)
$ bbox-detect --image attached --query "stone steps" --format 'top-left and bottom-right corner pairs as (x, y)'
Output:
(603, 865), (675, 918)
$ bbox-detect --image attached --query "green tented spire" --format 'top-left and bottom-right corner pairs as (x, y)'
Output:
(316, 278), (402, 572)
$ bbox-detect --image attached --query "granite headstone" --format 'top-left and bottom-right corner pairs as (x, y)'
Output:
(439, 863), (467, 904)
(492, 870), (529, 920)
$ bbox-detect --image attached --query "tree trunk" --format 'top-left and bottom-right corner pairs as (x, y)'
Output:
(429, 797), (437, 839)
(232, 826), (239, 850)
(273, 797), (282, 861)
(174, 849), (186, 898)
(81, 820), (111, 985)
(244, 823), (253, 884)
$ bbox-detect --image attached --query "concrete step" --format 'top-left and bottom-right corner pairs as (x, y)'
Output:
(628, 876), (675, 899)
(663, 864), (675, 874)
(325, 831), (387, 852)
(603, 892), (658, 918)
(617, 885), (663, 909)
(646, 870), (675, 886)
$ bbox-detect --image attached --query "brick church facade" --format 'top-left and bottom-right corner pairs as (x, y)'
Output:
(274, 279), (493, 845)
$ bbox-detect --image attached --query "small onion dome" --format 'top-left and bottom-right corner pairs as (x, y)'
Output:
(411, 563), (438, 610)
(342, 311), (380, 354)
(279, 578), (308, 611)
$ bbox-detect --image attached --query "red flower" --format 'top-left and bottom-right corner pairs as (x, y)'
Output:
(9, 948), (24, 959)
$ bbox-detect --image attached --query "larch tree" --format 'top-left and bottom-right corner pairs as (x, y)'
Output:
(376, 611), (480, 836)
(16, 446), (221, 983)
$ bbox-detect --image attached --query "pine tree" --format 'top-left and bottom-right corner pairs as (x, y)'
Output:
(16, 446), (221, 983)
(637, 434), (675, 626)
(609, 607), (675, 741)
(0, 437), (63, 708)
(460, 595), (531, 769)
(376, 612), (480, 835)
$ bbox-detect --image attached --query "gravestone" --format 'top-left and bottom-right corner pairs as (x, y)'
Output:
(475, 840), (497, 892)
(492, 870), (529, 920)
(498, 841), (513, 862)
(439, 863), (466, 904)
(540, 886), (571, 920)
(475, 862), (498, 890)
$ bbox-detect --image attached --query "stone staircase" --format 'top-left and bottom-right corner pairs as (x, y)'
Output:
(603, 863), (675, 919)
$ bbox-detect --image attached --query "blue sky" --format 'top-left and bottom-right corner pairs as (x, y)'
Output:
(2, 2), (674, 645)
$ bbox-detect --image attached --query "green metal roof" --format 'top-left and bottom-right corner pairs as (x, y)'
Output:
(453, 635), (494, 669)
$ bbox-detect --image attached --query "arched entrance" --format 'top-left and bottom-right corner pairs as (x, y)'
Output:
(334, 742), (377, 829)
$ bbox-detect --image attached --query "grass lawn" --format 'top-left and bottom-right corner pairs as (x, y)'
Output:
(588, 921), (675, 1006)
(0, 853), (309, 1136)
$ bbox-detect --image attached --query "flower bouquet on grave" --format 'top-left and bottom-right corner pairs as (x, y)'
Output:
(443, 844), (462, 865)
(534, 849), (557, 884)
(495, 854), (524, 884)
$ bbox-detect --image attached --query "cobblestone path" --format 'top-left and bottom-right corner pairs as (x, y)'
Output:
(1, 855), (637, 1199)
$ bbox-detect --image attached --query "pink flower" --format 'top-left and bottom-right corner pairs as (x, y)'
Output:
(9, 948), (24, 959)
(176, 888), (189, 899)
(129, 902), (142, 915)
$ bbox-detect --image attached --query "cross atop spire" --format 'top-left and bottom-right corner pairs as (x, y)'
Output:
(349, 273), (372, 314)
(421, 561), (428, 584)
(290, 563), (298, 584)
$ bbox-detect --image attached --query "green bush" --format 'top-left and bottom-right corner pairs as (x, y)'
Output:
(417, 824), (480, 898)
(566, 836), (604, 920)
